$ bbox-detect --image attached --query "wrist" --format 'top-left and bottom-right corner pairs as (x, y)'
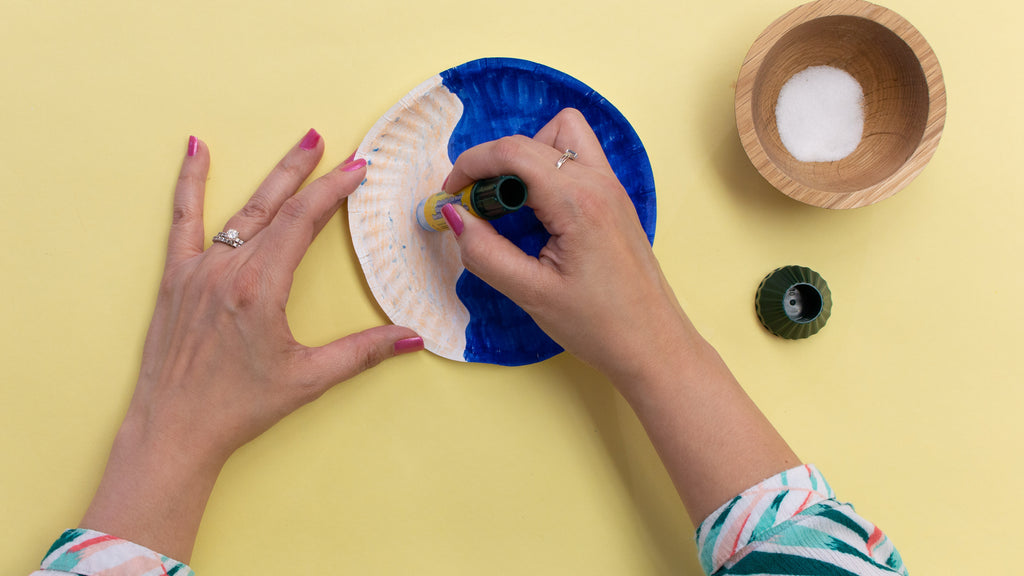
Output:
(120, 387), (236, 473)
(79, 411), (226, 562)
(602, 310), (709, 398)
(116, 410), (230, 476)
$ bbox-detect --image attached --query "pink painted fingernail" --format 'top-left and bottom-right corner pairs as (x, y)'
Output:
(343, 150), (356, 164)
(442, 174), (450, 191)
(394, 337), (424, 355)
(341, 158), (367, 172)
(300, 128), (321, 150)
(187, 135), (198, 157)
(441, 203), (463, 237)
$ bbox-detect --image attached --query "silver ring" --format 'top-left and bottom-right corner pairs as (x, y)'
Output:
(556, 149), (578, 169)
(212, 229), (245, 248)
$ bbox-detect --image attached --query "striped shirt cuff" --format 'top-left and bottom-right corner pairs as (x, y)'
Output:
(694, 464), (906, 575)
(33, 529), (194, 576)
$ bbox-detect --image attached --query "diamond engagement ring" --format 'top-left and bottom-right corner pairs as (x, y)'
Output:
(212, 229), (245, 248)
(556, 149), (578, 169)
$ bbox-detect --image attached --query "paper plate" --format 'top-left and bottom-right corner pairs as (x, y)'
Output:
(349, 58), (656, 365)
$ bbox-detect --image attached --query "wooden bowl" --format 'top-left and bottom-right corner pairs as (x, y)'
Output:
(735, 0), (946, 208)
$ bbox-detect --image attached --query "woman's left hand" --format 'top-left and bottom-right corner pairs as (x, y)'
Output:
(80, 130), (422, 562)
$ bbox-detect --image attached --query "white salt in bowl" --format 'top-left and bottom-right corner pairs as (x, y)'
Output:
(735, 0), (946, 208)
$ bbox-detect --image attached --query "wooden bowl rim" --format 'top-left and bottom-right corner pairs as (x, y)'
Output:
(735, 0), (947, 209)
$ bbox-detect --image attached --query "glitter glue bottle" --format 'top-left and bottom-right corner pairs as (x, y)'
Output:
(416, 175), (528, 232)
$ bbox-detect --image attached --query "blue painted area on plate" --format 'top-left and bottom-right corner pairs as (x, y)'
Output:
(440, 58), (657, 366)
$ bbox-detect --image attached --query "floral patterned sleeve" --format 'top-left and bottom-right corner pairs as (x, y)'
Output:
(695, 464), (907, 575)
(31, 465), (905, 576)
(30, 529), (194, 576)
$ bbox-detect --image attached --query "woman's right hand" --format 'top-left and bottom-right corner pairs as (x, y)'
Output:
(442, 109), (701, 386)
(445, 110), (800, 526)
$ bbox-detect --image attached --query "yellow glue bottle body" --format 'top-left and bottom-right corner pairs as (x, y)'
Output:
(416, 175), (527, 231)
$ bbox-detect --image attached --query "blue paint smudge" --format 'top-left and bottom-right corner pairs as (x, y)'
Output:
(440, 58), (657, 366)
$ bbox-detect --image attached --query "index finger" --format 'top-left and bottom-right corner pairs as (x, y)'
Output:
(249, 158), (368, 276)
(444, 109), (612, 219)
(444, 135), (576, 222)
(531, 108), (613, 172)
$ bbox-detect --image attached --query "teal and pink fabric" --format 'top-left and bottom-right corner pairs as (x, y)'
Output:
(31, 529), (193, 576)
(697, 464), (907, 575)
(32, 465), (905, 575)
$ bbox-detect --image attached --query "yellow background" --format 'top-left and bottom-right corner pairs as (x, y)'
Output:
(1, 0), (1020, 574)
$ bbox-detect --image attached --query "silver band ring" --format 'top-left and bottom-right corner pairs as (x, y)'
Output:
(556, 149), (578, 169)
(212, 229), (245, 248)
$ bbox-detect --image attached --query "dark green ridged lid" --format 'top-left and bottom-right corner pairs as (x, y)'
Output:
(755, 265), (832, 339)
(469, 175), (528, 220)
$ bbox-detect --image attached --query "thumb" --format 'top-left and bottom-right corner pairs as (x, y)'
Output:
(442, 203), (556, 307)
(302, 325), (423, 390)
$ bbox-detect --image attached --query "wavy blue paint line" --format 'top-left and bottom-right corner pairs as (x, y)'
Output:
(440, 58), (657, 365)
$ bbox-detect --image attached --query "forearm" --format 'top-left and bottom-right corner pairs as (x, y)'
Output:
(612, 320), (799, 525)
(79, 414), (225, 563)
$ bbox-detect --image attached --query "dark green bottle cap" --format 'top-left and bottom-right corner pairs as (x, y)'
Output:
(469, 175), (528, 220)
(755, 265), (832, 339)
